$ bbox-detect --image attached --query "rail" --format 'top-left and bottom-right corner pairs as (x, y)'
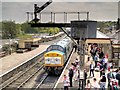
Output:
(0, 50), (45, 84)
(0, 32), (65, 83)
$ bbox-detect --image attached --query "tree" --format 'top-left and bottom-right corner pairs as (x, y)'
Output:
(21, 22), (39, 34)
(2, 21), (17, 39)
(16, 23), (22, 35)
(0, 22), (2, 38)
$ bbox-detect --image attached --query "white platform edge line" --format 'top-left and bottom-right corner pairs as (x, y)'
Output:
(0, 49), (47, 77)
(53, 49), (75, 89)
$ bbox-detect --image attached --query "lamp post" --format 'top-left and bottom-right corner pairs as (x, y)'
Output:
(8, 34), (12, 55)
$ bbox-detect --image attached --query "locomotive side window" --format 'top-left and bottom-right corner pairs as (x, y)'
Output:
(58, 46), (64, 52)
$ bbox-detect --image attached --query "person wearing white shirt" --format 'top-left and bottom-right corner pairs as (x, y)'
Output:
(63, 75), (70, 90)
(91, 78), (100, 90)
(104, 55), (108, 70)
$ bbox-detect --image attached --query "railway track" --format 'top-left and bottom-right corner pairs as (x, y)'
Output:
(32, 49), (74, 90)
(1, 42), (74, 90)
(1, 59), (44, 90)
(33, 73), (59, 90)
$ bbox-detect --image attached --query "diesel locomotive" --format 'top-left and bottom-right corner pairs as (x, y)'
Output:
(44, 36), (73, 75)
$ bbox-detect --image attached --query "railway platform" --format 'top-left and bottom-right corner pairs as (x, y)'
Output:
(54, 50), (118, 89)
(54, 50), (84, 89)
(0, 44), (49, 76)
(0, 34), (65, 77)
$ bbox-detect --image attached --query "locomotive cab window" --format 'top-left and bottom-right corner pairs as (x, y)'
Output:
(46, 45), (64, 52)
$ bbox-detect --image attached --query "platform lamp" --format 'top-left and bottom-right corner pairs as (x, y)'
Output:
(8, 34), (12, 55)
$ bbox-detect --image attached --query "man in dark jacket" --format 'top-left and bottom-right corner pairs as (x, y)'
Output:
(116, 71), (120, 86)
(84, 69), (87, 85)
(107, 71), (115, 88)
(99, 51), (104, 59)
(100, 63), (104, 77)
(69, 68), (74, 87)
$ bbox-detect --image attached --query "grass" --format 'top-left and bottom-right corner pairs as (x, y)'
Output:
(17, 34), (33, 39)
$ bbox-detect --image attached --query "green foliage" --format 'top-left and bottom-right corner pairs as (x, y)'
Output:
(16, 23), (22, 35)
(0, 22), (2, 30)
(1, 20), (60, 39)
(17, 34), (33, 39)
(21, 22), (35, 33)
(48, 27), (60, 35)
(2, 20), (17, 39)
(0, 22), (2, 38)
(21, 22), (43, 34)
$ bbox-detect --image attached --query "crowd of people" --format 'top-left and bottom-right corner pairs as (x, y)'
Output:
(63, 43), (120, 90)
(84, 43), (120, 90)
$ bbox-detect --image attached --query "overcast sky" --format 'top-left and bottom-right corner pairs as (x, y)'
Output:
(1, 0), (120, 2)
(1, 0), (120, 23)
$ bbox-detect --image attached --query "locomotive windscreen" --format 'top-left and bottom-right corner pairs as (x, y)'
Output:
(46, 45), (64, 52)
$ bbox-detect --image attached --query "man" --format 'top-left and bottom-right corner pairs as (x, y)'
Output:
(94, 54), (99, 68)
(89, 62), (94, 77)
(69, 67), (74, 87)
(100, 63), (104, 77)
(75, 58), (79, 66)
(84, 69), (87, 85)
(116, 70), (120, 87)
(107, 70), (115, 88)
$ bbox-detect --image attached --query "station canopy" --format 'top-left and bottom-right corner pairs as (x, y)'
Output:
(85, 38), (111, 44)
(85, 30), (111, 44)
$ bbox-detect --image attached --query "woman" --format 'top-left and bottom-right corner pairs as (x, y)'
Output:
(85, 80), (91, 90)
(63, 75), (69, 90)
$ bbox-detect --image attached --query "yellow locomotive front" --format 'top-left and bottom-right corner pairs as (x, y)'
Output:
(44, 50), (65, 75)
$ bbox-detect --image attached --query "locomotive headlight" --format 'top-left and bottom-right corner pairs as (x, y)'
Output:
(45, 57), (51, 64)
(55, 57), (61, 64)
